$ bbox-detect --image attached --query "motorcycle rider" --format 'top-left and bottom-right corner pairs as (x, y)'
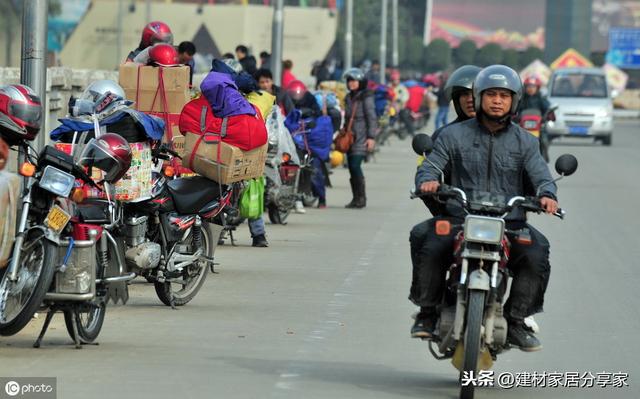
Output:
(388, 70), (413, 138)
(517, 76), (551, 162)
(126, 21), (173, 62)
(411, 65), (557, 352)
(409, 65), (481, 263)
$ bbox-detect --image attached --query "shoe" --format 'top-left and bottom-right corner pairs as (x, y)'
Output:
(345, 178), (357, 208)
(317, 199), (327, 209)
(252, 234), (269, 248)
(294, 200), (306, 214)
(353, 176), (366, 209)
(507, 322), (542, 352)
(411, 309), (437, 338)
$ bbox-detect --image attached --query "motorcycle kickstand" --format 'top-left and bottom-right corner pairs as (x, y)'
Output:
(229, 230), (237, 247)
(170, 295), (177, 310)
(33, 307), (57, 348)
(70, 314), (82, 349)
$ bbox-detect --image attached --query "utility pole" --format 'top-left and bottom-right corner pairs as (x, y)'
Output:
(380, 0), (388, 84)
(423, 0), (433, 46)
(271, 0), (284, 86)
(21, 0), (48, 151)
(117, 0), (124, 66)
(146, 0), (152, 23)
(344, 0), (353, 70)
(392, 0), (398, 68)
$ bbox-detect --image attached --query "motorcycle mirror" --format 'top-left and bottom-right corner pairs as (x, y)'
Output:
(555, 154), (578, 176)
(412, 133), (433, 156)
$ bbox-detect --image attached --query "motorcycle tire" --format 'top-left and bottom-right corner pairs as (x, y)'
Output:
(460, 289), (485, 399)
(267, 204), (290, 225)
(64, 300), (106, 344)
(154, 225), (210, 307)
(0, 231), (56, 336)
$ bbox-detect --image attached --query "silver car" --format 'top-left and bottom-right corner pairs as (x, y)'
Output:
(546, 67), (614, 146)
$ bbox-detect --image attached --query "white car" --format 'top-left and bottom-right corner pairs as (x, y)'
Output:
(546, 67), (614, 146)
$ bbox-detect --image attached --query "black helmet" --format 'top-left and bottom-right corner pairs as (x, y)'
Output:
(473, 65), (522, 114)
(343, 67), (367, 91)
(444, 65), (481, 118)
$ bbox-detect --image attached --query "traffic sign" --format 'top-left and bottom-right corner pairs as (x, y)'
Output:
(606, 28), (640, 69)
(550, 48), (593, 70)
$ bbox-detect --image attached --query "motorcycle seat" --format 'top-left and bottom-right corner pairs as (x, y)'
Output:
(167, 176), (224, 215)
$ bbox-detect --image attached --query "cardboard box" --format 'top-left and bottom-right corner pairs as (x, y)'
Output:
(119, 64), (190, 113)
(183, 132), (267, 184)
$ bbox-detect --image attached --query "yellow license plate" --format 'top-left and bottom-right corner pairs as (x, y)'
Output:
(45, 205), (71, 234)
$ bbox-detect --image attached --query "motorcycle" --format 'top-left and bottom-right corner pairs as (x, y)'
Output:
(411, 134), (578, 399)
(85, 144), (230, 308)
(264, 106), (302, 225)
(518, 106), (557, 163)
(0, 139), (130, 346)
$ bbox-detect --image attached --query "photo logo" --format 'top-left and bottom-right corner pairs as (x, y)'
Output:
(4, 381), (20, 397)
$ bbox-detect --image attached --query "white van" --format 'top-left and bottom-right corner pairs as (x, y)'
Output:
(546, 67), (614, 145)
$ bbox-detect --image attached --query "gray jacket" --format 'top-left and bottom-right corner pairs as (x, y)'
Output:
(345, 90), (378, 156)
(415, 118), (557, 220)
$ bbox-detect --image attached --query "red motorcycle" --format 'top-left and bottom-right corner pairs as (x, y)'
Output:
(518, 106), (557, 163)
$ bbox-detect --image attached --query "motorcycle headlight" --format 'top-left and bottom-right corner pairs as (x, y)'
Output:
(38, 165), (75, 197)
(464, 216), (505, 245)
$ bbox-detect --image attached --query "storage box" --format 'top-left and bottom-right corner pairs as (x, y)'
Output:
(183, 132), (267, 184)
(54, 237), (97, 294)
(0, 171), (19, 269)
(119, 64), (190, 114)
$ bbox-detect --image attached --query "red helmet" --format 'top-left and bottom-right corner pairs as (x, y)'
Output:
(148, 43), (179, 67)
(141, 21), (173, 48)
(0, 84), (42, 144)
(524, 76), (541, 88)
(286, 80), (307, 101)
(78, 133), (132, 184)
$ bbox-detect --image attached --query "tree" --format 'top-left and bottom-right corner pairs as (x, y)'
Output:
(519, 46), (544, 69)
(502, 49), (520, 69)
(454, 39), (477, 67)
(424, 38), (451, 72)
(475, 43), (503, 66)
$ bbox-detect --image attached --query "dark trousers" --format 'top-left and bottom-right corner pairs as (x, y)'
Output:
(310, 157), (326, 201)
(409, 217), (551, 322)
(347, 154), (366, 178)
(399, 109), (415, 136)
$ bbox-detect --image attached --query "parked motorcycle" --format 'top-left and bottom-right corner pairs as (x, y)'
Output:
(411, 134), (578, 399)
(518, 106), (557, 163)
(264, 106), (301, 225)
(91, 144), (230, 308)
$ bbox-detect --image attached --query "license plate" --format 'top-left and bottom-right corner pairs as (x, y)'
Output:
(523, 121), (537, 129)
(45, 205), (71, 234)
(568, 126), (589, 135)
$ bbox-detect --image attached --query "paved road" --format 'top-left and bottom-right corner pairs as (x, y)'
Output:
(1, 119), (639, 399)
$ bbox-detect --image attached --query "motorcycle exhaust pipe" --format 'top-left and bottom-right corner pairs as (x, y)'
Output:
(98, 272), (137, 284)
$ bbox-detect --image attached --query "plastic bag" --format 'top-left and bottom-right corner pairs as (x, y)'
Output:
(266, 105), (300, 165)
(239, 177), (265, 219)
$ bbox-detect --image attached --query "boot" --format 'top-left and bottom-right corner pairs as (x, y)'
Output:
(345, 178), (358, 208)
(353, 176), (366, 208)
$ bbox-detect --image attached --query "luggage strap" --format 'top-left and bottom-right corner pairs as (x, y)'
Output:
(188, 105), (228, 188)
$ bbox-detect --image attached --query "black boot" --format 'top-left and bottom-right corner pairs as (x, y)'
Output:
(345, 178), (358, 208)
(353, 176), (366, 208)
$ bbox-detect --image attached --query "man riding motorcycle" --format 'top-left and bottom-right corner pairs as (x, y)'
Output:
(411, 65), (558, 352)
(517, 76), (552, 161)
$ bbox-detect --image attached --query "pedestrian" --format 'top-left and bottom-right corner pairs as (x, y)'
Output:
(177, 41), (196, 85)
(255, 68), (295, 116)
(222, 52), (235, 60)
(235, 45), (257, 76)
(282, 60), (297, 90)
(311, 60), (331, 89)
(365, 60), (381, 84)
(343, 68), (378, 209)
(259, 51), (271, 70)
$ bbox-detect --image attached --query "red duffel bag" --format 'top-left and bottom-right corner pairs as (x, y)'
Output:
(178, 96), (267, 150)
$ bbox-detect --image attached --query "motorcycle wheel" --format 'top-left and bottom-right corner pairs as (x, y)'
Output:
(64, 300), (106, 344)
(154, 225), (210, 306)
(267, 204), (290, 225)
(460, 289), (485, 399)
(0, 230), (56, 336)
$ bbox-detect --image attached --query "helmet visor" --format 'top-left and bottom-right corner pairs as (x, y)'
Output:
(78, 139), (127, 183)
(151, 32), (173, 45)
(10, 101), (41, 128)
